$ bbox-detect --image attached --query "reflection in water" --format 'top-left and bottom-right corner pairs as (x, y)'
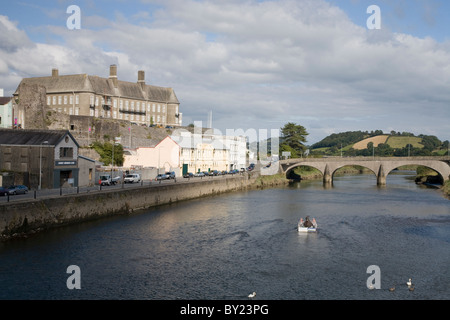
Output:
(0, 171), (449, 300)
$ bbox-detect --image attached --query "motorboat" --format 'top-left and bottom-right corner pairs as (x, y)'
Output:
(298, 217), (317, 233)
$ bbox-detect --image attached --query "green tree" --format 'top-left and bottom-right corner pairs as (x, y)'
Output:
(92, 141), (124, 166)
(280, 122), (309, 157)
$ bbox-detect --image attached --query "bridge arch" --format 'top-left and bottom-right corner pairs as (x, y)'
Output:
(384, 162), (446, 184)
(331, 164), (377, 180)
(285, 164), (324, 180)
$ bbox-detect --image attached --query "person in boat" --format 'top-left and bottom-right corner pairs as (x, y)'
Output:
(303, 216), (314, 228)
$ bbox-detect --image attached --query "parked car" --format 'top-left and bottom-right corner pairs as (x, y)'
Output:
(247, 163), (255, 171)
(124, 173), (141, 183)
(99, 175), (120, 186)
(156, 174), (169, 180)
(165, 171), (176, 179)
(7, 185), (28, 195)
(194, 172), (205, 177)
(0, 187), (10, 196)
(183, 172), (194, 178)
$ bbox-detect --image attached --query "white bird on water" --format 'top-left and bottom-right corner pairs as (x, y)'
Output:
(407, 278), (412, 287)
(248, 292), (256, 298)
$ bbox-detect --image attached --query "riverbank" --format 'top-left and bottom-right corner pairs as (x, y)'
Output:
(252, 173), (291, 188)
(0, 174), (259, 241)
(443, 181), (450, 199)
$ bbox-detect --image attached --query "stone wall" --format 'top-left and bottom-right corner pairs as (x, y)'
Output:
(0, 174), (258, 239)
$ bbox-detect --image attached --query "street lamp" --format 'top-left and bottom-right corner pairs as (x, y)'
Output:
(39, 141), (49, 190)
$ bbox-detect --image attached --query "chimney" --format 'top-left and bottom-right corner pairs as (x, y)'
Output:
(109, 64), (118, 87)
(138, 70), (145, 89)
(52, 68), (59, 77)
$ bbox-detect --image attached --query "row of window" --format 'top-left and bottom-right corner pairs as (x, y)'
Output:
(89, 96), (171, 114)
(47, 95), (79, 106)
(89, 109), (173, 124)
(47, 95), (180, 116)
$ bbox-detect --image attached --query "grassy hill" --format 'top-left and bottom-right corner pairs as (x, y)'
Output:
(310, 131), (448, 157)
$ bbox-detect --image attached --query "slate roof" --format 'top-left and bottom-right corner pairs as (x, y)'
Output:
(0, 129), (79, 147)
(0, 97), (12, 105)
(14, 73), (180, 104)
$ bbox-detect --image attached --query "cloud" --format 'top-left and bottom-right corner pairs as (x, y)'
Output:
(0, 1), (449, 144)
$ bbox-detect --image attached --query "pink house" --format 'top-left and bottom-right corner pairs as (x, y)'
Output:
(123, 136), (180, 174)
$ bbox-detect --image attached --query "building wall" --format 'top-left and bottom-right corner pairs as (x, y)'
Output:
(77, 157), (95, 187)
(45, 93), (176, 127)
(0, 101), (13, 129)
(0, 145), (54, 189)
(123, 137), (180, 173)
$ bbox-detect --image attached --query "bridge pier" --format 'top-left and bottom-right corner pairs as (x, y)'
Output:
(377, 164), (386, 186)
(323, 165), (332, 184)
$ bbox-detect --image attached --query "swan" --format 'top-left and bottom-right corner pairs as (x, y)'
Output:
(407, 279), (412, 287)
(248, 292), (256, 298)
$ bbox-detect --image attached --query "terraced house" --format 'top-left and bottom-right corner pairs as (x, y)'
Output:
(13, 65), (182, 128)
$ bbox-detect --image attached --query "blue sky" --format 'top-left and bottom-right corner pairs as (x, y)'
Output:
(1, 0), (449, 144)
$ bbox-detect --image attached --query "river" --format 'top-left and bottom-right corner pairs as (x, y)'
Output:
(0, 171), (449, 300)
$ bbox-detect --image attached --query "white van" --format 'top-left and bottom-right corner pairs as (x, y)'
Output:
(124, 173), (141, 183)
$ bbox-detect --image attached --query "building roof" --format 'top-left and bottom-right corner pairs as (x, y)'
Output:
(14, 73), (180, 104)
(0, 97), (12, 105)
(0, 129), (79, 147)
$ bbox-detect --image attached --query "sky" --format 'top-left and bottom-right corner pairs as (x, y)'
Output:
(1, 0), (449, 144)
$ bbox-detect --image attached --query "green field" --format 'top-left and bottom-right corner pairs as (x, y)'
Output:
(385, 136), (423, 148)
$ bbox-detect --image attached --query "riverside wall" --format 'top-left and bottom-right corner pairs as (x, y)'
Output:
(0, 174), (259, 240)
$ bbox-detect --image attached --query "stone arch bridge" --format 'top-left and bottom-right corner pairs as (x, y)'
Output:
(280, 157), (450, 185)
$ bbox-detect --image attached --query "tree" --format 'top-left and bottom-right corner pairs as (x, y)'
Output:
(280, 123), (309, 157)
(92, 141), (124, 166)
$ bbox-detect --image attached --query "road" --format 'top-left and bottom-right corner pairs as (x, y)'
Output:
(0, 173), (247, 203)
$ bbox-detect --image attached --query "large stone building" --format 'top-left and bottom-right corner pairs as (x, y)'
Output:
(13, 65), (182, 129)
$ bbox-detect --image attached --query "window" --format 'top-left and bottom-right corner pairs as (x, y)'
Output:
(125, 101), (129, 109)
(53, 96), (57, 105)
(113, 99), (117, 108)
(90, 95), (94, 105)
(152, 104), (156, 112)
(90, 109), (94, 116)
(162, 105), (166, 113)
(120, 100), (123, 109)
(58, 96), (62, 105)
(95, 97), (99, 106)
(147, 103), (150, 112)
(70, 95), (73, 105)
(64, 96), (68, 105)
(47, 96), (51, 105)
(75, 95), (79, 104)
(60, 147), (73, 158)
(157, 104), (160, 112)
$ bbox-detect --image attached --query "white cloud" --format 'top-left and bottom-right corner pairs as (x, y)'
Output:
(0, 1), (449, 143)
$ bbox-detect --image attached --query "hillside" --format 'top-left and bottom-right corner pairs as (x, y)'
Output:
(310, 131), (448, 157)
(352, 135), (389, 150)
